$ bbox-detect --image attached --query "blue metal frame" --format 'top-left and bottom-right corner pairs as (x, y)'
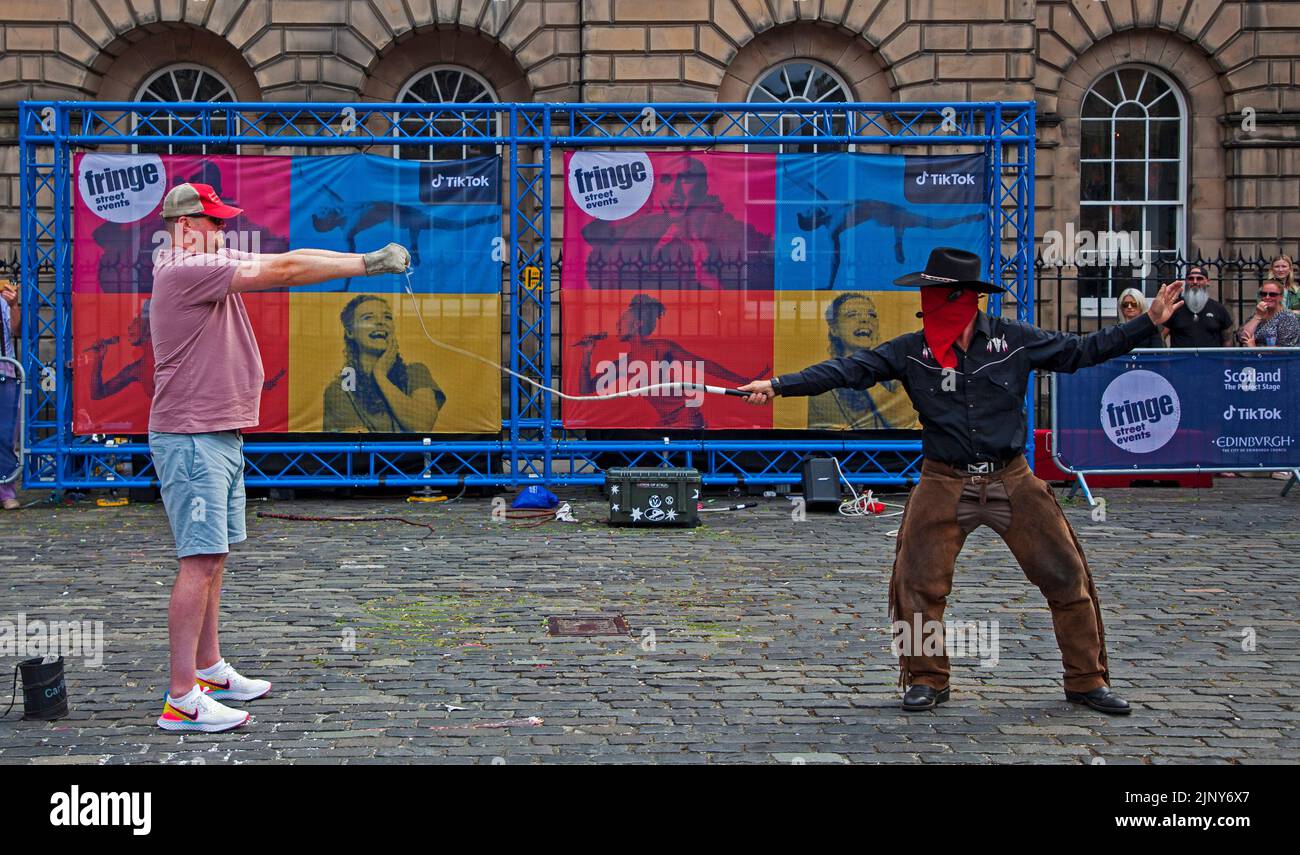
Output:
(17, 100), (1035, 490)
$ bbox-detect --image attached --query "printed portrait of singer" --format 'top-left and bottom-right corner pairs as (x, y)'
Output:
(806, 292), (915, 430)
(84, 299), (285, 404)
(573, 293), (767, 430)
(581, 157), (774, 290)
(323, 294), (445, 432)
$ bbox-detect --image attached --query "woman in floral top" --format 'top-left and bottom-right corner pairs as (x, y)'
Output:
(1238, 280), (1300, 347)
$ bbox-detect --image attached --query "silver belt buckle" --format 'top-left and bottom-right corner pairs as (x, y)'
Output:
(966, 462), (993, 475)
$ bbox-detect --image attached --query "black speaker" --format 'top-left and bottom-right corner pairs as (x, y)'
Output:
(800, 456), (842, 510)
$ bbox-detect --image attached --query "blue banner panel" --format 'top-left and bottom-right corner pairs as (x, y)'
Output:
(775, 153), (988, 291)
(1054, 350), (1300, 471)
(289, 153), (501, 294)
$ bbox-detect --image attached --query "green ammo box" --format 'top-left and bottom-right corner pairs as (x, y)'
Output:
(605, 467), (701, 527)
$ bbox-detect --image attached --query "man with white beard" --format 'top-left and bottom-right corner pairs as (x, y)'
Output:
(1162, 265), (1234, 348)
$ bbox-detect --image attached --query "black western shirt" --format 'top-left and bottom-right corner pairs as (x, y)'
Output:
(773, 311), (1160, 466)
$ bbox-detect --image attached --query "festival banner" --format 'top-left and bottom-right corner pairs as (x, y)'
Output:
(560, 150), (987, 429)
(72, 153), (502, 434)
(1054, 350), (1300, 471)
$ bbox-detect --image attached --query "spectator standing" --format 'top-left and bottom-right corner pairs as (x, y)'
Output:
(1269, 255), (1299, 315)
(1162, 266), (1234, 348)
(1238, 280), (1300, 348)
(1118, 288), (1164, 348)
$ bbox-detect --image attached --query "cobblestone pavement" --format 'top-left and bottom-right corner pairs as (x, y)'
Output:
(0, 479), (1296, 765)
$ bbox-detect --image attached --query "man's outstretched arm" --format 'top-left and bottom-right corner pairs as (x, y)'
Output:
(229, 243), (410, 293)
(738, 337), (906, 405)
(1024, 280), (1184, 373)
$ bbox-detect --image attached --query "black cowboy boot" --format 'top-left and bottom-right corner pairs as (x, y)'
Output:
(1066, 686), (1131, 715)
(901, 684), (950, 712)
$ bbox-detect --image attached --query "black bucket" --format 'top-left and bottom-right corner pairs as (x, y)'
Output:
(17, 656), (69, 720)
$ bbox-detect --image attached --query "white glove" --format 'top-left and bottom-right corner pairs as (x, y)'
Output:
(363, 242), (411, 275)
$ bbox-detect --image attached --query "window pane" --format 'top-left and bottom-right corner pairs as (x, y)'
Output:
(757, 69), (791, 101)
(1082, 92), (1111, 118)
(434, 69), (463, 101)
(406, 74), (436, 102)
(1113, 203), (1142, 235)
(783, 63), (813, 100)
(172, 68), (200, 101)
(1114, 119), (1145, 157)
(1081, 204), (1109, 235)
(1148, 161), (1180, 201)
(1146, 204), (1179, 251)
(1115, 101), (1145, 119)
(808, 70), (846, 102)
(460, 76), (488, 102)
(1147, 89), (1180, 117)
(1114, 162), (1145, 200)
(1149, 119), (1180, 158)
(1081, 120), (1110, 158)
(1141, 73), (1170, 105)
(1081, 162), (1110, 202)
(1090, 72), (1121, 106)
(195, 74), (228, 102)
(1117, 68), (1146, 101)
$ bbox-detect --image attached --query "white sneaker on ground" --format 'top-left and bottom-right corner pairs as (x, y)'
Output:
(157, 687), (250, 733)
(196, 659), (272, 702)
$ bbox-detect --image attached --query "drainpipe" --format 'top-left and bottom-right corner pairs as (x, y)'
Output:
(578, 0), (586, 103)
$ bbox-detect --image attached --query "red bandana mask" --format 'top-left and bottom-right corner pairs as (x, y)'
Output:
(920, 288), (980, 369)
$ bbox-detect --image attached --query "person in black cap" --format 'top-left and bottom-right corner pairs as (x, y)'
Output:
(739, 247), (1184, 714)
(1163, 265), (1234, 348)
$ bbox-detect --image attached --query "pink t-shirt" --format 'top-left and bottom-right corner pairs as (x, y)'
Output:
(148, 247), (264, 433)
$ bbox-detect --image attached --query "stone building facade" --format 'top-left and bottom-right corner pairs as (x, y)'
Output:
(2, 0), (1297, 283)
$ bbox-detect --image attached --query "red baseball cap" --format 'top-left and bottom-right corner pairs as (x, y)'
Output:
(161, 182), (243, 220)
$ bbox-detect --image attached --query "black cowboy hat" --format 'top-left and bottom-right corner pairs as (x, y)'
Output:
(893, 247), (1005, 294)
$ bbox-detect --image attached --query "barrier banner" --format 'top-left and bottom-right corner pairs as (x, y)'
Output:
(72, 152), (502, 434)
(560, 150), (988, 429)
(1053, 350), (1300, 471)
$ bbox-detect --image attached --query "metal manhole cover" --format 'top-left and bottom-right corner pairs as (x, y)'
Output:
(547, 615), (629, 637)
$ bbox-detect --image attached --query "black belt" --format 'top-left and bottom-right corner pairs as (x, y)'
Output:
(935, 455), (1020, 475)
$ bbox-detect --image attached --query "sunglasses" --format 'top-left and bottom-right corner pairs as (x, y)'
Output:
(1260, 290), (1282, 298)
(1120, 301), (1139, 308)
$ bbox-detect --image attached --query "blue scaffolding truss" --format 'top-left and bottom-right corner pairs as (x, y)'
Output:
(18, 100), (1035, 490)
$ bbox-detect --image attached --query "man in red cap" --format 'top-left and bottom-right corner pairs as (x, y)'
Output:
(740, 247), (1184, 714)
(151, 181), (411, 732)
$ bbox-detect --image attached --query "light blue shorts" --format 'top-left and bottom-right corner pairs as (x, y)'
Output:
(149, 430), (247, 558)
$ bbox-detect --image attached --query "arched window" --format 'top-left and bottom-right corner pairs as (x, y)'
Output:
(134, 64), (237, 155)
(744, 60), (852, 153)
(394, 66), (499, 161)
(1079, 66), (1187, 297)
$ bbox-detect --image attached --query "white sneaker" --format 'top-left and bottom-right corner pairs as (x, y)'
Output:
(157, 688), (250, 733)
(196, 660), (272, 702)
